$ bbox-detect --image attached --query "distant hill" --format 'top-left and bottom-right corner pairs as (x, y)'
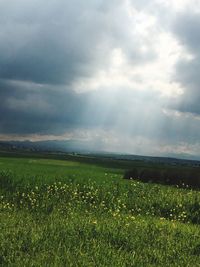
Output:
(0, 140), (200, 167)
(0, 140), (102, 153)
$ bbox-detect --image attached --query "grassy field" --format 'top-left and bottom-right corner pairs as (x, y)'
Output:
(1, 155), (200, 266)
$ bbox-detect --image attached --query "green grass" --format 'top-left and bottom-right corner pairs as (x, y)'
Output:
(1, 156), (200, 266)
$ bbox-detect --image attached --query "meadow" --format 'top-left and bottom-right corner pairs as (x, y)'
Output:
(1, 155), (200, 266)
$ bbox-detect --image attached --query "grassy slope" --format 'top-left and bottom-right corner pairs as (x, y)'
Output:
(1, 156), (200, 266)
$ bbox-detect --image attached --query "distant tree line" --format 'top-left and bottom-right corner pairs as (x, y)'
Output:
(124, 167), (200, 188)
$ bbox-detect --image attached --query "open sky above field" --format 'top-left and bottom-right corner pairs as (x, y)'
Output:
(1, 0), (200, 158)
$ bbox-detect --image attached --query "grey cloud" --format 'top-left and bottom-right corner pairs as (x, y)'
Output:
(0, 0), (156, 85)
(1, 0), (200, 158)
(173, 13), (200, 53)
(2, 78), (200, 147)
(0, 80), (130, 132)
(0, 80), (87, 134)
(172, 12), (200, 115)
(0, 0), (159, 138)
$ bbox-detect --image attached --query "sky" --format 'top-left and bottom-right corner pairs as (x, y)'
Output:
(1, 0), (200, 158)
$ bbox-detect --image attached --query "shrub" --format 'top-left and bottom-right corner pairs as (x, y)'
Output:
(124, 167), (200, 188)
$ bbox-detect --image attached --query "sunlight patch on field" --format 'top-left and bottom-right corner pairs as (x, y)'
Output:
(28, 159), (81, 167)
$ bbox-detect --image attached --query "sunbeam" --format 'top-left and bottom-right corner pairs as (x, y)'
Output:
(0, 0), (200, 159)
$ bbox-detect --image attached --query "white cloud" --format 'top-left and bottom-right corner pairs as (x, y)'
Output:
(73, 29), (185, 99)
(156, 0), (200, 12)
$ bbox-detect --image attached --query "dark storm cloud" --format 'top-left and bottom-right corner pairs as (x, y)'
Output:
(2, 77), (200, 147)
(0, 79), (159, 135)
(0, 80), (87, 134)
(2, 0), (200, 158)
(0, 1), (100, 84)
(0, 0), (155, 85)
(0, 0), (158, 137)
(172, 12), (200, 115)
